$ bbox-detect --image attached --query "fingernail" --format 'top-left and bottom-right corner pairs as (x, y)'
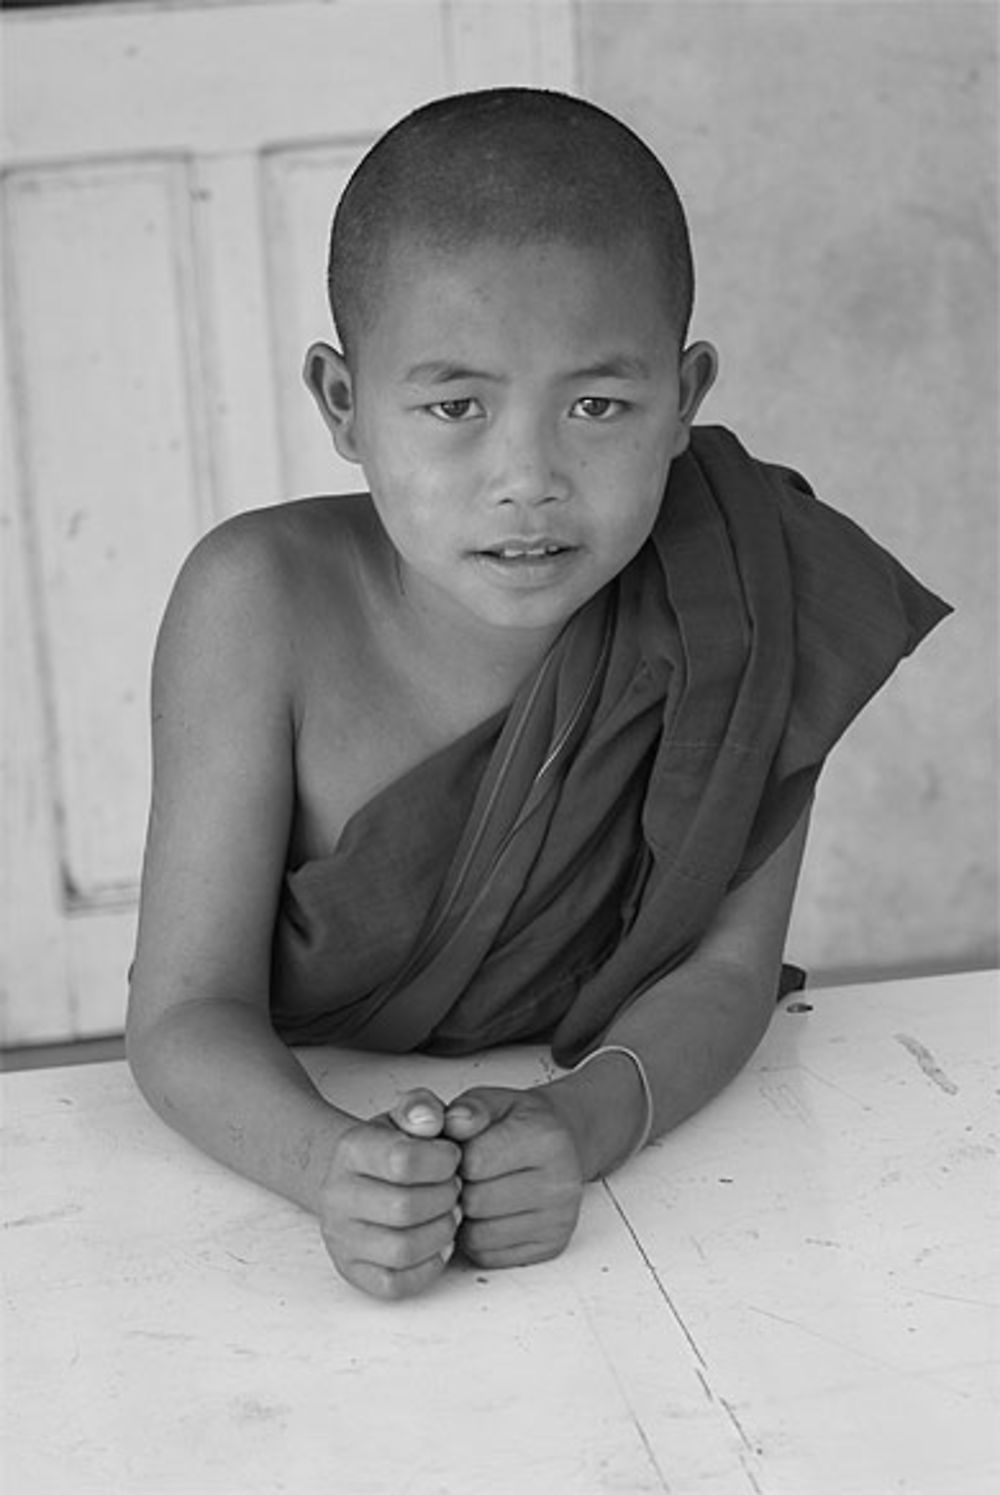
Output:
(452, 1205), (463, 1226)
(407, 1105), (437, 1130)
(440, 1242), (455, 1265)
(448, 1107), (474, 1126)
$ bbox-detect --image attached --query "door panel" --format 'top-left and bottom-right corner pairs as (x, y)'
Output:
(6, 158), (213, 905)
(1, 0), (576, 1043)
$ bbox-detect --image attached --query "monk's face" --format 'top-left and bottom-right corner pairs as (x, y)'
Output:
(314, 235), (716, 645)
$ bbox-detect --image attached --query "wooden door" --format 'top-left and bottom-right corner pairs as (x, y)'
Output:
(1, 0), (576, 1044)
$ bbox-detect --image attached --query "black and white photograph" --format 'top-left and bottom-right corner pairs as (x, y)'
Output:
(2, 2), (997, 1491)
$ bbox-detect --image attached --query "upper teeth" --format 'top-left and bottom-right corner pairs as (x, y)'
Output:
(496, 544), (562, 558)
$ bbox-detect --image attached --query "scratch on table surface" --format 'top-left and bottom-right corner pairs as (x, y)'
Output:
(626, 1401), (672, 1494)
(758, 1078), (811, 1126)
(719, 1398), (766, 1492)
(800, 1064), (873, 1112)
(746, 1302), (978, 1403)
(894, 1034), (959, 1095)
(127, 1329), (197, 1344)
(905, 1285), (998, 1310)
(574, 1242), (673, 1492)
(605, 1186), (706, 1369)
(605, 1187), (764, 1490)
(4, 1204), (82, 1229)
(746, 1303), (905, 1376)
(695, 1368), (764, 1491)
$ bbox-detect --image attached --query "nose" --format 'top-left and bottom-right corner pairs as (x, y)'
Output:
(486, 414), (569, 508)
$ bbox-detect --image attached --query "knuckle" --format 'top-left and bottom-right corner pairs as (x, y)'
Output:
(458, 1236), (488, 1267)
(331, 1246), (444, 1303)
(386, 1137), (416, 1183)
(385, 1189), (416, 1228)
(382, 1233), (415, 1271)
(331, 1129), (362, 1174)
(377, 1259), (441, 1301)
(459, 1144), (487, 1182)
(370, 1265), (406, 1300)
(319, 1216), (347, 1258)
(553, 1177), (583, 1211)
(531, 1237), (569, 1264)
(459, 1219), (490, 1256)
(341, 1122), (388, 1176)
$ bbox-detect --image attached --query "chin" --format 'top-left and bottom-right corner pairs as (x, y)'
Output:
(471, 593), (583, 636)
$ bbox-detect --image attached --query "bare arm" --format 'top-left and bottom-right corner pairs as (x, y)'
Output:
(544, 804), (812, 1179)
(126, 518), (341, 1206)
(126, 519), (459, 1296)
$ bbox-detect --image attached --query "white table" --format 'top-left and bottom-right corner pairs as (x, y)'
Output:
(3, 971), (998, 1495)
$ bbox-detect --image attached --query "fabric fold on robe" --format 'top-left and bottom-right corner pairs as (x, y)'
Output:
(270, 425), (951, 1065)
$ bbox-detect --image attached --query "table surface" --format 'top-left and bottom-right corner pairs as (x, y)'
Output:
(3, 970), (998, 1495)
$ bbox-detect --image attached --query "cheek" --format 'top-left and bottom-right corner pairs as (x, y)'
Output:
(603, 433), (672, 511)
(592, 446), (672, 559)
(366, 457), (457, 560)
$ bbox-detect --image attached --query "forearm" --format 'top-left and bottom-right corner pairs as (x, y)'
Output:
(544, 957), (772, 1181)
(126, 998), (356, 1215)
(543, 808), (811, 1181)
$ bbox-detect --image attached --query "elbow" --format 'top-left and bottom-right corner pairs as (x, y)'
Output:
(124, 973), (155, 1081)
(699, 954), (777, 1031)
(123, 980), (188, 1118)
(123, 980), (146, 1083)
(124, 1001), (167, 1115)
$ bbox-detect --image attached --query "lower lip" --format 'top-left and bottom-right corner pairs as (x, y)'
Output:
(472, 548), (578, 586)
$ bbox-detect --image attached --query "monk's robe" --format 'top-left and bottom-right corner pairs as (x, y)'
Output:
(270, 426), (950, 1066)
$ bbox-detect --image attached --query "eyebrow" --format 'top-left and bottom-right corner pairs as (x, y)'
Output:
(403, 361), (499, 385)
(402, 355), (652, 385)
(567, 356), (652, 381)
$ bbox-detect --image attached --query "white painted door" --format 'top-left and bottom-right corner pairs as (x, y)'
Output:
(1, 0), (576, 1045)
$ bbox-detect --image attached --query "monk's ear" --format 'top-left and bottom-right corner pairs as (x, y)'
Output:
(303, 341), (362, 465)
(672, 340), (719, 455)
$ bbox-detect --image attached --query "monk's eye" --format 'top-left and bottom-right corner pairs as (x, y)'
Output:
(427, 398), (483, 422)
(571, 396), (627, 421)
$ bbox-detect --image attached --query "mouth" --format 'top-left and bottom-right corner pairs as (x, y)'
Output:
(475, 540), (575, 561)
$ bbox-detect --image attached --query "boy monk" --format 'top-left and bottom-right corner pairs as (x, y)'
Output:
(126, 89), (949, 1300)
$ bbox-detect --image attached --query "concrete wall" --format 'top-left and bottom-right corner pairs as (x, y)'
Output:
(578, 1), (998, 980)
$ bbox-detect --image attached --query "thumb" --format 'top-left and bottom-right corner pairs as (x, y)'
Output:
(443, 1087), (509, 1141)
(390, 1088), (447, 1138)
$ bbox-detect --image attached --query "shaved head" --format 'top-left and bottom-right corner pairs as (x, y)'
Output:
(328, 88), (695, 362)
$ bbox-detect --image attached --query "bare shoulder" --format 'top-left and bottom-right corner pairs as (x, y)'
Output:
(157, 493), (380, 697)
(166, 492), (376, 620)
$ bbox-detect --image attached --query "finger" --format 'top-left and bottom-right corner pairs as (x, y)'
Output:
(461, 1169), (560, 1220)
(459, 1101), (579, 1184)
(390, 1088), (447, 1139)
(352, 1175), (462, 1229)
(459, 1235), (569, 1272)
(345, 1127), (460, 1186)
(343, 1248), (454, 1302)
(460, 1206), (577, 1258)
(443, 1088), (508, 1142)
(352, 1210), (460, 1275)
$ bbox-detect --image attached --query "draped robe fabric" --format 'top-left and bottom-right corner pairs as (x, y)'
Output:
(270, 426), (950, 1065)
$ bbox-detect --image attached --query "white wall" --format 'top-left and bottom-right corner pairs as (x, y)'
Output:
(579, 0), (998, 980)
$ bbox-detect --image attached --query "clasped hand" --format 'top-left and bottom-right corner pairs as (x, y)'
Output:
(319, 1085), (585, 1300)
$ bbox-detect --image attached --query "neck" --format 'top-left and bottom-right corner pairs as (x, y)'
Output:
(383, 550), (562, 710)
